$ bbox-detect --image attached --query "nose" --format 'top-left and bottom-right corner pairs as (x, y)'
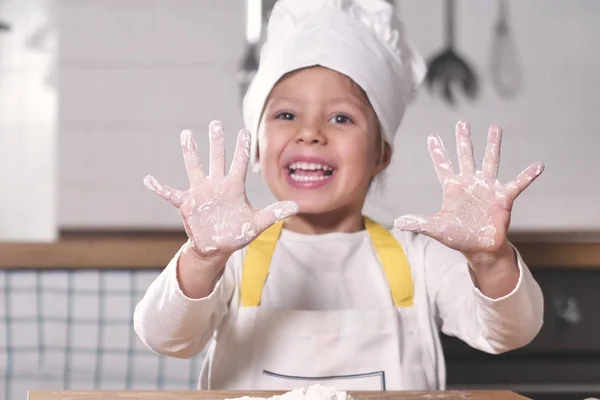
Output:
(294, 122), (327, 146)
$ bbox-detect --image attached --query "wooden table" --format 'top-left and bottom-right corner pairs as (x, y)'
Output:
(27, 390), (531, 400)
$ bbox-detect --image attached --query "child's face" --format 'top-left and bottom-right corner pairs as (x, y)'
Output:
(257, 66), (389, 215)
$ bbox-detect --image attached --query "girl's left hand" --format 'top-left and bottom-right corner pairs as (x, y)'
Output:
(394, 120), (544, 257)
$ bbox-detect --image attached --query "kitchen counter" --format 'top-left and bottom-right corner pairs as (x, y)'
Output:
(27, 390), (531, 400)
(2, 230), (600, 269)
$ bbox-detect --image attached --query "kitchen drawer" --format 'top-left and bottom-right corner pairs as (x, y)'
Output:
(441, 268), (600, 400)
(445, 359), (600, 400)
(443, 268), (600, 355)
(446, 357), (600, 384)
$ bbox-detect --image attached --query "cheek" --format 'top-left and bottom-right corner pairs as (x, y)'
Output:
(338, 136), (377, 168)
(336, 138), (381, 189)
(258, 126), (286, 166)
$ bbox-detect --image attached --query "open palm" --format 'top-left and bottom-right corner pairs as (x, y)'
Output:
(394, 120), (544, 254)
(143, 121), (298, 256)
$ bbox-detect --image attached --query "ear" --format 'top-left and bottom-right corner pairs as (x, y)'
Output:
(374, 142), (392, 175)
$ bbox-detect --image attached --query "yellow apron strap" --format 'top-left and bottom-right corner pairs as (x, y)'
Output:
(364, 217), (414, 307)
(241, 217), (414, 308)
(240, 221), (284, 307)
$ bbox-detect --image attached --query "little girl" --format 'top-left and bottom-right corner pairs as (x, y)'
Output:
(134, 0), (544, 391)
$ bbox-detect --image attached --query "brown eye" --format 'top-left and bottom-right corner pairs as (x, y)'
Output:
(329, 114), (353, 124)
(275, 112), (296, 121)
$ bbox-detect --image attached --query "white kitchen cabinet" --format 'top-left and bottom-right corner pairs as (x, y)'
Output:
(0, 0), (57, 241)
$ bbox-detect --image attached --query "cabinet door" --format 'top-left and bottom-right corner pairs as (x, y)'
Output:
(442, 269), (600, 400)
(0, 0), (57, 242)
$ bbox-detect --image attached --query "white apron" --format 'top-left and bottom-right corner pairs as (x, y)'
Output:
(206, 217), (431, 390)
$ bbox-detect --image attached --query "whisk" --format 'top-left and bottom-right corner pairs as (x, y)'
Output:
(490, 0), (522, 99)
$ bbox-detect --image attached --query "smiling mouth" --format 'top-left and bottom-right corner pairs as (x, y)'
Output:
(287, 162), (335, 181)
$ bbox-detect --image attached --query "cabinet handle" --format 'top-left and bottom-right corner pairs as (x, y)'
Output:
(555, 296), (581, 326)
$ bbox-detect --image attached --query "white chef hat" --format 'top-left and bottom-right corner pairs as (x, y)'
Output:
(242, 0), (427, 167)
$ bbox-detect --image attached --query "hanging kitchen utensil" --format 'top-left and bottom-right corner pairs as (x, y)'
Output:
(237, 0), (262, 103)
(490, 0), (522, 99)
(0, 20), (11, 65)
(0, 0), (10, 31)
(425, 0), (478, 106)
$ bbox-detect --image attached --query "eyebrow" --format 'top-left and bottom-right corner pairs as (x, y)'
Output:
(267, 96), (297, 104)
(327, 96), (371, 113)
(266, 94), (370, 113)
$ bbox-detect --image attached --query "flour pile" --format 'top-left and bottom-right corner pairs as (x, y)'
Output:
(225, 384), (355, 400)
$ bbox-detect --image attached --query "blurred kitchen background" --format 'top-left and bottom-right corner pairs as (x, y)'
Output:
(1, 0), (599, 399)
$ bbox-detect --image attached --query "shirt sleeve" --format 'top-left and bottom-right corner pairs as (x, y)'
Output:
(133, 245), (238, 359)
(421, 235), (544, 354)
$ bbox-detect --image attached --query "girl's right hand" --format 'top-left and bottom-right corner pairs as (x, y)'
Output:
(144, 120), (299, 263)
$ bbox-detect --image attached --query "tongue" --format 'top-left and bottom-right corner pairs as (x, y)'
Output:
(293, 169), (326, 177)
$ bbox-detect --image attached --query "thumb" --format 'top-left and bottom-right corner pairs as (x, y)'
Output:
(143, 175), (184, 208)
(256, 201), (299, 233)
(394, 214), (438, 236)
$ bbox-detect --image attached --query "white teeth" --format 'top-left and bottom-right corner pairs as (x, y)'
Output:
(290, 174), (330, 182)
(288, 162), (333, 171)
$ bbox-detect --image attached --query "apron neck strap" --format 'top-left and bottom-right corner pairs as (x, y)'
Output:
(241, 217), (413, 307)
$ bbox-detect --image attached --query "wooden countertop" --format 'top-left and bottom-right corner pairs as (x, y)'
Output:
(2, 229), (600, 269)
(27, 390), (531, 400)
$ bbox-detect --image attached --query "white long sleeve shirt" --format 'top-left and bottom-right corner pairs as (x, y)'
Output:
(133, 228), (544, 390)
